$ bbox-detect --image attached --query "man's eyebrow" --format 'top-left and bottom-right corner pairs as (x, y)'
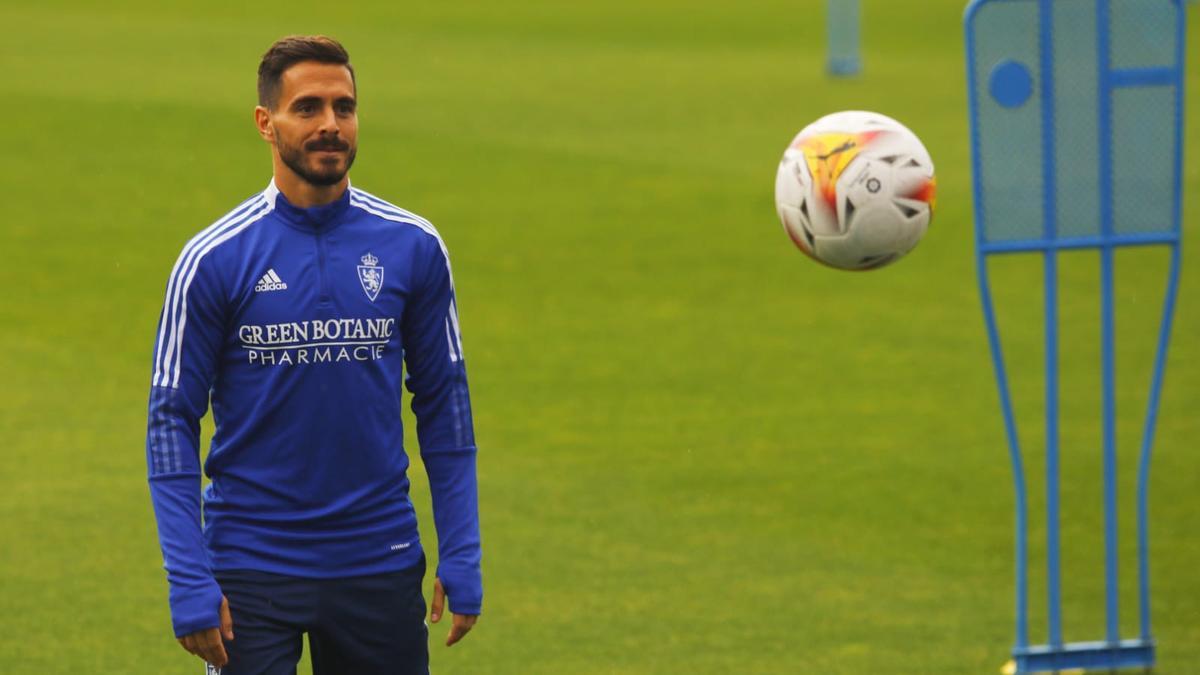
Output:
(289, 95), (323, 109)
(287, 94), (356, 109)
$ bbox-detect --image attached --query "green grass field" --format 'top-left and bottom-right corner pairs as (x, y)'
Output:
(1, 1), (1197, 672)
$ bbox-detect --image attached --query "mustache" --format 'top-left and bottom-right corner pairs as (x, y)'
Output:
(305, 138), (350, 152)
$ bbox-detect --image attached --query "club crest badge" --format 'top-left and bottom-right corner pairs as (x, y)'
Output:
(357, 252), (384, 302)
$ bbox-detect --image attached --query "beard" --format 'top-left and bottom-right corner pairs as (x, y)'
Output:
(275, 132), (357, 187)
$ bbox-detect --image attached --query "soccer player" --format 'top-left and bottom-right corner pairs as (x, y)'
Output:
(145, 36), (481, 674)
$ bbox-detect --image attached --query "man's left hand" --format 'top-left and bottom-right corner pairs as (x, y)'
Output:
(430, 577), (478, 646)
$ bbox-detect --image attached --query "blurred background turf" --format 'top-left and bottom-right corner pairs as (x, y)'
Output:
(0, 1), (1196, 672)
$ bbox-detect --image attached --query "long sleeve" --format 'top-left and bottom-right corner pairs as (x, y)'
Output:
(146, 247), (227, 637)
(403, 234), (483, 615)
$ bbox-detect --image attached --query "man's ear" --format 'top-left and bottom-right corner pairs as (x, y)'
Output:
(254, 106), (274, 142)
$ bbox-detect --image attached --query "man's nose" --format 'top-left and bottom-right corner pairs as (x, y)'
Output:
(317, 106), (339, 133)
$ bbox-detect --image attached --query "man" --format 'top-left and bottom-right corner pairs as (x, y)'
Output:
(145, 36), (481, 674)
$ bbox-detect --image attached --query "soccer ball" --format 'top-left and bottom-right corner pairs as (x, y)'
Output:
(774, 110), (936, 270)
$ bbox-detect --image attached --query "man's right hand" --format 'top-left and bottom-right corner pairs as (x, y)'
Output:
(177, 595), (235, 667)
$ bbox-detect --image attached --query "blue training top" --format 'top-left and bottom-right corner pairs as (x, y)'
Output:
(146, 180), (481, 637)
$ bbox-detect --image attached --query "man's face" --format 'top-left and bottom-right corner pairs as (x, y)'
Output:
(264, 61), (358, 187)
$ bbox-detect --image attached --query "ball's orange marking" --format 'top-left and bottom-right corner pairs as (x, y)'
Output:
(792, 130), (882, 212)
(907, 176), (938, 210)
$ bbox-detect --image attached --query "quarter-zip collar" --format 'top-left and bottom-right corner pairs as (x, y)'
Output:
(269, 178), (353, 233)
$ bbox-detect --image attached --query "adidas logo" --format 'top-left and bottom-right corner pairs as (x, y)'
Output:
(254, 268), (288, 292)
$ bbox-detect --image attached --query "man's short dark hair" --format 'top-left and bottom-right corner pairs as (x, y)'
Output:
(257, 35), (355, 110)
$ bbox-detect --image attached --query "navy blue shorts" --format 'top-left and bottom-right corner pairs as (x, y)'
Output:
(212, 557), (428, 675)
